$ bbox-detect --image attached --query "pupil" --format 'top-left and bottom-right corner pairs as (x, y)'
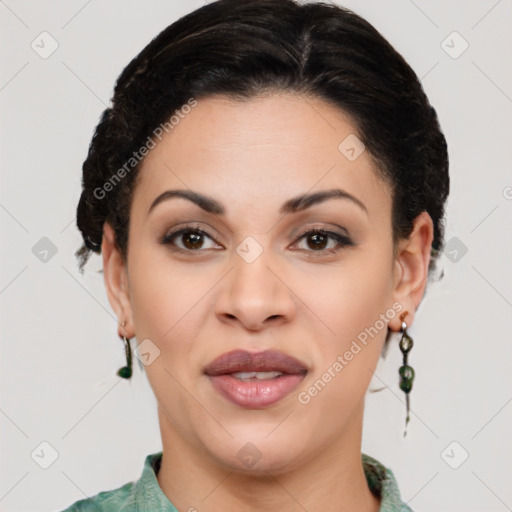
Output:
(308, 233), (327, 250)
(184, 232), (203, 249)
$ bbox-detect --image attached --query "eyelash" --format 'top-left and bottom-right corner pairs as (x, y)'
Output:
(160, 225), (353, 257)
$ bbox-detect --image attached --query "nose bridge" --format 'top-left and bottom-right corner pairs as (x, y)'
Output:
(231, 241), (279, 304)
(215, 237), (296, 329)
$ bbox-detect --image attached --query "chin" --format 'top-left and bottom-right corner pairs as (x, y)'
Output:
(207, 425), (314, 476)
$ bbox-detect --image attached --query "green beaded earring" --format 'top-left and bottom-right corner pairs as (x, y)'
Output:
(117, 335), (133, 379)
(398, 314), (414, 437)
(117, 321), (132, 379)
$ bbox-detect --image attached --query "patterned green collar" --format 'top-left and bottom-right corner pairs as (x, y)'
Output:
(61, 451), (413, 511)
(361, 453), (413, 512)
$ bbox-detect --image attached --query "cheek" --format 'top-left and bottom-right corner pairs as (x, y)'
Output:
(295, 251), (394, 396)
(301, 252), (392, 342)
(127, 248), (215, 357)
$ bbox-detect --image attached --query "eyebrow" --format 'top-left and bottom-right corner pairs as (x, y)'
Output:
(147, 188), (368, 216)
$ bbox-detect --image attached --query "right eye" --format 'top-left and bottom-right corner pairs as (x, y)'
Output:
(161, 226), (223, 253)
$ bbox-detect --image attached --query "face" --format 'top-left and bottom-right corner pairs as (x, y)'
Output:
(104, 92), (431, 475)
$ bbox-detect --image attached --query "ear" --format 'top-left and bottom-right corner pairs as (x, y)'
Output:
(389, 211), (434, 331)
(102, 222), (134, 338)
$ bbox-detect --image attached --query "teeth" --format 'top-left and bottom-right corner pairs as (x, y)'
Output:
(231, 371), (283, 380)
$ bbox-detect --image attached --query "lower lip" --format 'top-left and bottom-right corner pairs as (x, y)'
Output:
(208, 374), (305, 408)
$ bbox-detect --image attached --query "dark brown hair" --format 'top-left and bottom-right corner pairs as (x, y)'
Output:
(76, 0), (449, 283)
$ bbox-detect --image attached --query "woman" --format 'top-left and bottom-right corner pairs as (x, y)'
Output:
(62, 0), (449, 510)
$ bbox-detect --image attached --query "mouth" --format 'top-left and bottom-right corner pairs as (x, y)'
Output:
(204, 349), (308, 409)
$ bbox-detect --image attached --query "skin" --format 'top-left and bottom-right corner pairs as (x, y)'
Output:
(102, 92), (433, 511)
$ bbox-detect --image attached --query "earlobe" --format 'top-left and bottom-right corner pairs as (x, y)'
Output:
(102, 223), (134, 337)
(390, 211), (434, 331)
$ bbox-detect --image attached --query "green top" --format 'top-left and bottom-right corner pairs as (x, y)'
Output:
(59, 452), (413, 511)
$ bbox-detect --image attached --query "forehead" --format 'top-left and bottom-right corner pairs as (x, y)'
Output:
(134, 92), (391, 222)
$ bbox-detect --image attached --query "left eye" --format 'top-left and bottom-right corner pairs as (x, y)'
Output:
(294, 229), (352, 252)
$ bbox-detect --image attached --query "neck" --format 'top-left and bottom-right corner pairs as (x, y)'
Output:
(156, 404), (380, 512)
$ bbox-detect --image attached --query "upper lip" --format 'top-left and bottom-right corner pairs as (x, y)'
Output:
(204, 349), (308, 376)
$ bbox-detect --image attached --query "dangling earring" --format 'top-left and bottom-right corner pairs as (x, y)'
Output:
(398, 313), (414, 437)
(117, 322), (132, 379)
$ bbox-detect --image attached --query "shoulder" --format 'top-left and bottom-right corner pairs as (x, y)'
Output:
(362, 453), (414, 512)
(58, 452), (168, 512)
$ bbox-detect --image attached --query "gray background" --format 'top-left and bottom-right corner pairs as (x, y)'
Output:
(1, 1), (511, 511)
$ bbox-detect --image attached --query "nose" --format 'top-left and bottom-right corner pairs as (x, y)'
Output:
(214, 250), (296, 332)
